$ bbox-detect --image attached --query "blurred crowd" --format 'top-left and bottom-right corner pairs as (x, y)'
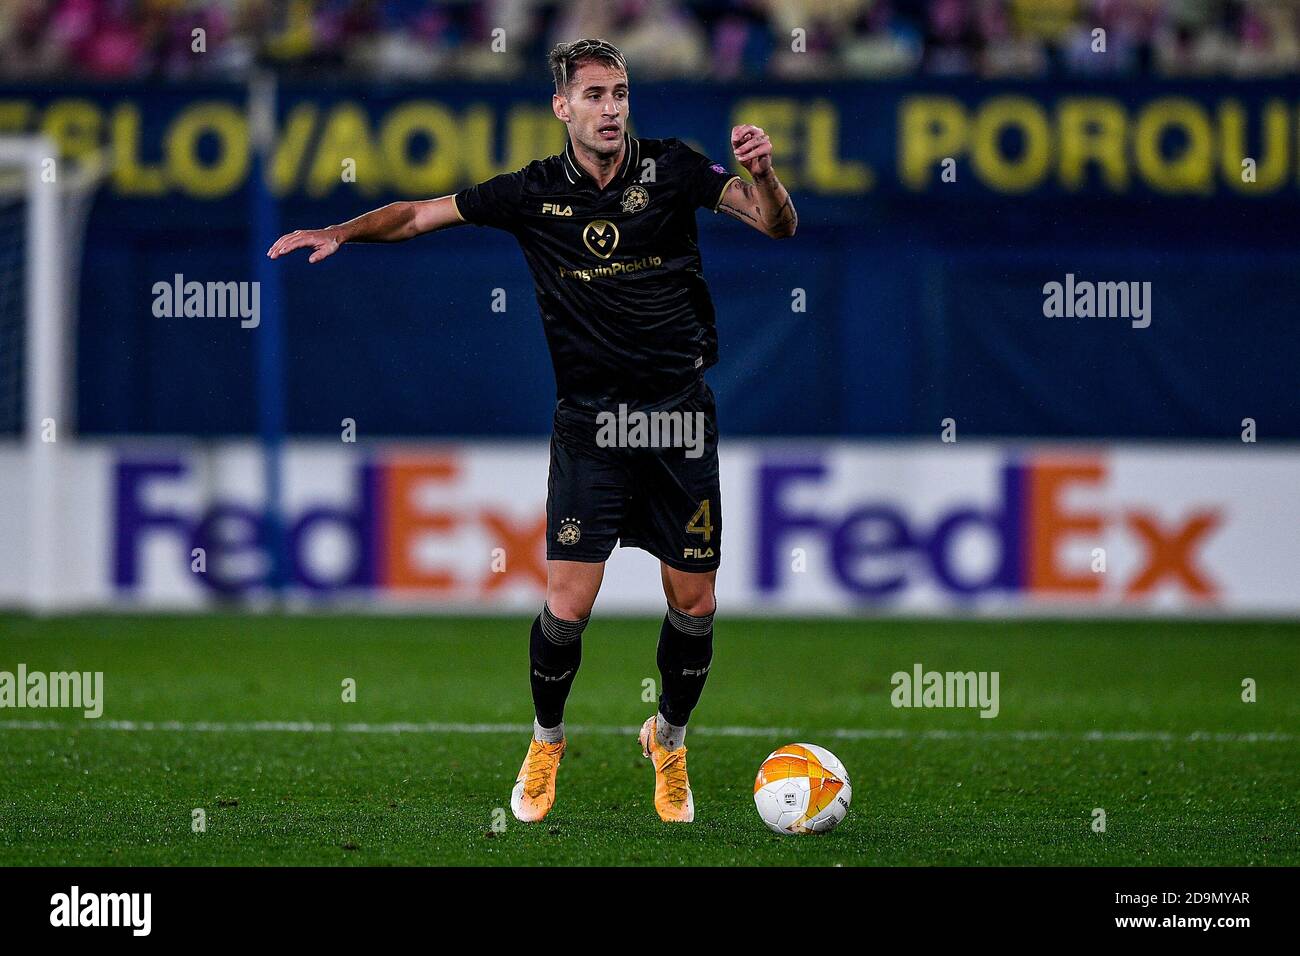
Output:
(2, 0), (1299, 81)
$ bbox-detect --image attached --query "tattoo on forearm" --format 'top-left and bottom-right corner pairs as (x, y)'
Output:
(774, 196), (797, 230)
(720, 202), (758, 224)
(729, 175), (797, 233)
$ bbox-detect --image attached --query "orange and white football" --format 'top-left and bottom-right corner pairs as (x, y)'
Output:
(753, 743), (852, 835)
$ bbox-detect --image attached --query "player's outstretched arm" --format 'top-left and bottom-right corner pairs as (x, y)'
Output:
(718, 124), (798, 239)
(266, 195), (465, 263)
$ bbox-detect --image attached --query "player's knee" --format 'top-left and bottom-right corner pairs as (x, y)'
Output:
(546, 561), (603, 620)
(546, 586), (596, 621)
(547, 600), (594, 622)
(669, 589), (715, 618)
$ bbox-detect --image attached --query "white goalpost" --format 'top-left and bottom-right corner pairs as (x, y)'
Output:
(0, 135), (103, 612)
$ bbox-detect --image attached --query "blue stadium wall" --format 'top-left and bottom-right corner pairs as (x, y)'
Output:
(4, 79), (1296, 439)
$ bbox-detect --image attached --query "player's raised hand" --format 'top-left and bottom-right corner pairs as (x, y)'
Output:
(266, 228), (343, 264)
(731, 124), (773, 178)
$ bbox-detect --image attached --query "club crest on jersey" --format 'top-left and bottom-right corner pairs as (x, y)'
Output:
(582, 220), (620, 259)
(542, 202), (573, 216)
(556, 518), (582, 546)
(620, 185), (649, 214)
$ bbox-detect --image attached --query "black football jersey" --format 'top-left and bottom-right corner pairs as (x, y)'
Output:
(454, 133), (740, 410)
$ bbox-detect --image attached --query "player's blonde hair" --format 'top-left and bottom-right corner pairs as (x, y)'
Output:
(548, 39), (628, 94)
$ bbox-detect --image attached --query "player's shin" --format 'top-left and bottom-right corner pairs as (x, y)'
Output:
(529, 604), (587, 740)
(655, 605), (714, 749)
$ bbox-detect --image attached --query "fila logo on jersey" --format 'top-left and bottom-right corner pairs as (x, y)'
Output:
(582, 220), (620, 259)
(542, 203), (573, 216)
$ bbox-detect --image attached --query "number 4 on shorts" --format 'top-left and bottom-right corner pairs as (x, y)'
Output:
(686, 499), (713, 543)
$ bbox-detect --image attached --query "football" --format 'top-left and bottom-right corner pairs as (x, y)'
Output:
(753, 743), (852, 835)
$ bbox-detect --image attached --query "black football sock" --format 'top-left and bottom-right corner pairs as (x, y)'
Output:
(656, 605), (714, 736)
(529, 603), (587, 732)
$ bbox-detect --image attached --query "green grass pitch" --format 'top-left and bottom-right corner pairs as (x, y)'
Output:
(1, 614), (1296, 866)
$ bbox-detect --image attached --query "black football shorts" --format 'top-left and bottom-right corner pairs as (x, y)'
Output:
(546, 381), (721, 572)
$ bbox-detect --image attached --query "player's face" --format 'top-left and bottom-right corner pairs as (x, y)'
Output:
(555, 61), (629, 159)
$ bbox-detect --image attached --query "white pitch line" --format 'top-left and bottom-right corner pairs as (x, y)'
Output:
(0, 719), (1293, 743)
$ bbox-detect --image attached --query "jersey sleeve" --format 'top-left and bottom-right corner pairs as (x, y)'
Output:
(453, 169), (525, 230)
(677, 141), (742, 213)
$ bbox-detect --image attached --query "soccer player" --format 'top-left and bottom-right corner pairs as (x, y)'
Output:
(268, 38), (797, 823)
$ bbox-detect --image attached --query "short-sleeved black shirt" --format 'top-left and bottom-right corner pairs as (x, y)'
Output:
(454, 134), (740, 411)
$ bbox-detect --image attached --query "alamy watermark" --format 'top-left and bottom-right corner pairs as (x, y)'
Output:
(50, 886), (150, 936)
(1043, 273), (1151, 328)
(152, 273), (261, 328)
(891, 662), (999, 718)
(596, 404), (706, 459)
(0, 664), (103, 718)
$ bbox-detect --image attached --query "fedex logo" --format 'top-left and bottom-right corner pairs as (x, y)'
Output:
(113, 455), (547, 597)
(756, 455), (1222, 602)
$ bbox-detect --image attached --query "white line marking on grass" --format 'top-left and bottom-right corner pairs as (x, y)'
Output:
(0, 719), (1292, 743)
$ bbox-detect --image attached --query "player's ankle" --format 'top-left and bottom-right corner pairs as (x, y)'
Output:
(655, 712), (687, 751)
(533, 718), (565, 744)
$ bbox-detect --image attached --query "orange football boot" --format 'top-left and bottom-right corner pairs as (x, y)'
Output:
(638, 716), (695, 823)
(510, 737), (565, 822)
